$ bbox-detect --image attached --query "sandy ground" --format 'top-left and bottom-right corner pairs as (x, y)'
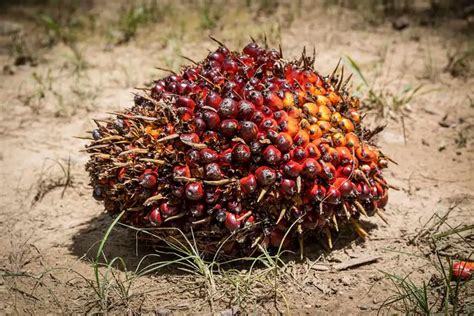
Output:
(0, 1), (473, 314)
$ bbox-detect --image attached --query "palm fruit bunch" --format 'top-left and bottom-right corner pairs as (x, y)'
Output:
(85, 40), (394, 257)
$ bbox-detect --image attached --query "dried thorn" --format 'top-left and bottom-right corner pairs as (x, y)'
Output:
(118, 148), (148, 156)
(336, 66), (344, 91)
(209, 35), (227, 48)
(250, 36), (256, 43)
(279, 44), (283, 59)
(259, 138), (272, 145)
(82, 144), (110, 151)
(204, 179), (234, 186)
(155, 66), (177, 74)
(342, 73), (353, 90)
(375, 208), (389, 225)
(231, 137), (247, 144)
(174, 176), (198, 182)
(236, 211), (252, 222)
(330, 58), (342, 79)
(139, 158), (167, 165)
(384, 155), (398, 165)
(92, 135), (124, 144)
(324, 228), (333, 249)
(296, 176), (302, 194)
(354, 201), (368, 217)
(180, 140), (207, 149)
(143, 193), (166, 206)
(74, 136), (94, 140)
(164, 212), (186, 223)
(192, 217), (212, 225)
(107, 112), (158, 122)
(351, 218), (369, 240)
(387, 183), (400, 191)
(251, 235), (262, 248)
(180, 55), (198, 65)
(201, 105), (218, 112)
(297, 224), (304, 260)
(134, 87), (149, 91)
(342, 203), (351, 219)
(257, 188), (268, 203)
(126, 206), (143, 212)
(276, 207), (287, 225)
(91, 153), (111, 159)
(332, 214), (339, 232)
(157, 133), (179, 143)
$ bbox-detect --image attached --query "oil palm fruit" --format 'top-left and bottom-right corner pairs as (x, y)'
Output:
(85, 40), (394, 257)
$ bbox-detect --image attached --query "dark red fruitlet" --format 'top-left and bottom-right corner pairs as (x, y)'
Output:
(86, 41), (392, 258)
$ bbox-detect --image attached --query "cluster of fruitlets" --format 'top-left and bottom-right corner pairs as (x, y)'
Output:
(85, 41), (394, 256)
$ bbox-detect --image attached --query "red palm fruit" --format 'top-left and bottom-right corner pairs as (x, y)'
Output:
(208, 51), (224, 64)
(219, 148), (233, 166)
(282, 160), (303, 178)
(336, 165), (353, 178)
(227, 200), (242, 214)
(206, 91), (222, 109)
(322, 147), (339, 164)
(190, 202), (206, 218)
(274, 132), (293, 152)
(243, 42), (259, 57)
(302, 102), (318, 116)
(222, 58), (238, 74)
(173, 165), (191, 178)
(292, 146), (307, 162)
(218, 98), (238, 119)
(305, 143), (321, 159)
(356, 182), (372, 200)
(333, 177), (356, 198)
(280, 178), (296, 196)
(349, 109), (361, 124)
(158, 202), (177, 217)
(232, 143), (251, 164)
(200, 148), (219, 164)
(328, 91), (341, 105)
(339, 118), (355, 133)
(185, 149), (200, 167)
(331, 112), (342, 126)
(237, 100), (256, 119)
(308, 124), (323, 140)
(206, 188), (222, 204)
(250, 110), (264, 124)
(263, 145), (282, 165)
(193, 117), (206, 135)
(325, 186), (341, 204)
(177, 107), (193, 121)
(202, 111), (221, 130)
(332, 132), (346, 147)
(220, 119), (240, 137)
(255, 166), (277, 186)
(260, 118), (278, 131)
(202, 131), (219, 145)
(185, 182), (204, 200)
(336, 147), (354, 165)
(309, 183), (327, 201)
(320, 161), (336, 182)
(345, 132), (360, 148)
(240, 174), (257, 195)
(294, 130), (310, 146)
(273, 110), (288, 122)
(301, 158), (322, 180)
(316, 121), (331, 133)
(376, 190), (389, 208)
(204, 163), (224, 180)
(356, 144), (377, 162)
(151, 84), (165, 100)
(316, 104), (331, 121)
(264, 91), (284, 111)
(225, 212), (240, 231)
(176, 96), (196, 111)
(140, 171), (157, 189)
(270, 229), (290, 248)
(246, 90), (264, 108)
(282, 91), (295, 108)
(149, 207), (162, 226)
(239, 121), (258, 142)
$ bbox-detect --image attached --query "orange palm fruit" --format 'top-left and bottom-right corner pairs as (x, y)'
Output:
(345, 132), (360, 148)
(317, 120), (332, 133)
(283, 91), (295, 109)
(308, 124), (323, 140)
(331, 112), (342, 126)
(302, 102), (318, 116)
(332, 132), (346, 147)
(316, 104), (332, 121)
(339, 118), (355, 133)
